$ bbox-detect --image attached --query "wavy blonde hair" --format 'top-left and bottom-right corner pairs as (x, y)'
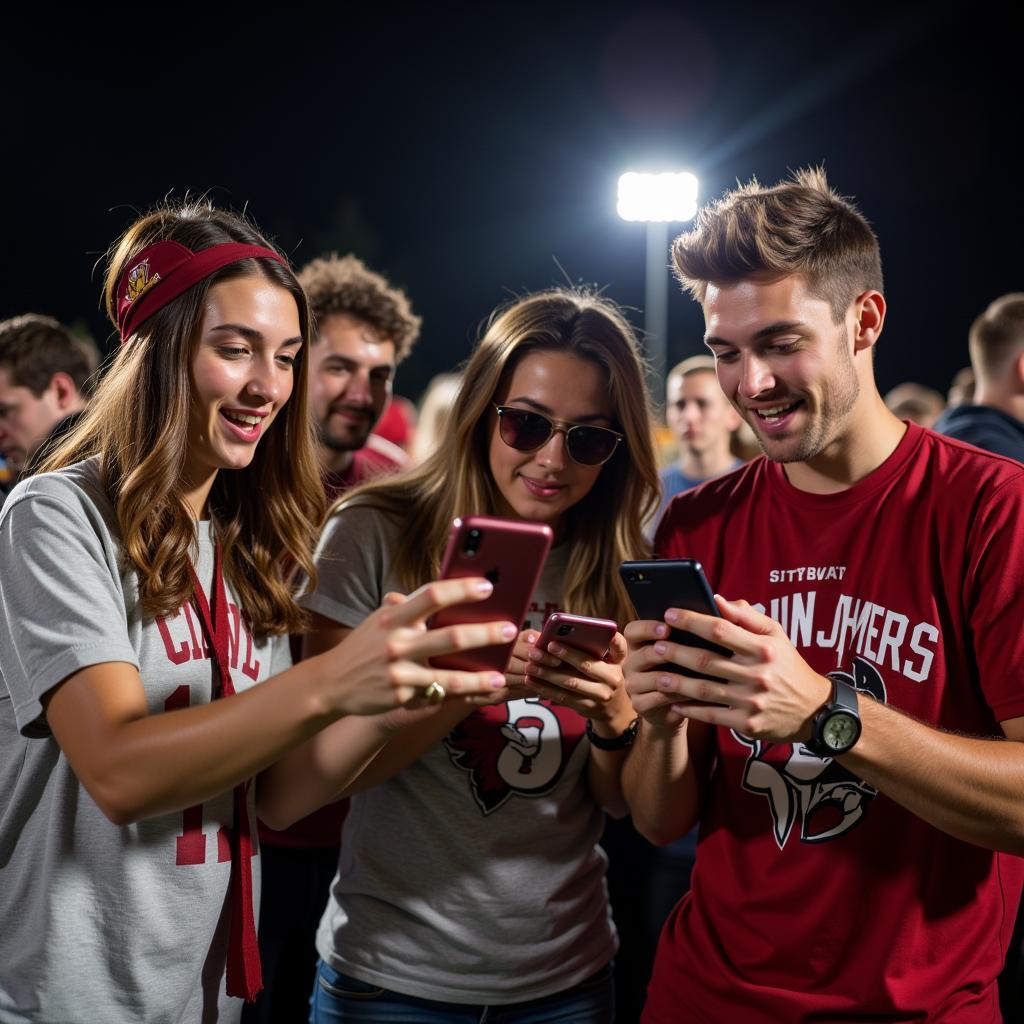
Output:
(339, 288), (659, 626)
(40, 200), (325, 637)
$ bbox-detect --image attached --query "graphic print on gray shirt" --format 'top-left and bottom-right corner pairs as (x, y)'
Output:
(300, 503), (618, 1005)
(0, 458), (290, 1024)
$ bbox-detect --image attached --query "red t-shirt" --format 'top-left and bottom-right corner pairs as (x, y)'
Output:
(644, 423), (1024, 1023)
(259, 444), (403, 849)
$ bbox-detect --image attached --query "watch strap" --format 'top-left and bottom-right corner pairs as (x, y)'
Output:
(586, 716), (640, 750)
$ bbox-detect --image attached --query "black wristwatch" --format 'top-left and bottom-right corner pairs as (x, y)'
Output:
(586, 716), (640, 751)
(806, 677), (861, 757)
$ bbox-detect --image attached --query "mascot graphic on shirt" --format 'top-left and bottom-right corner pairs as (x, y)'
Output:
(445, 698), (585, 814)
(732, 657), (887, 849)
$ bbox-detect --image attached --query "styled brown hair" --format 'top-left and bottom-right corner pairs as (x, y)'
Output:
(0, 314), (99, 396)
(298, 253), (421, 361)
(672, 168), (884, 323)
(336, 289), (659, 626)
(40, 200), (325, 637)
(969, 293), (1024, 383)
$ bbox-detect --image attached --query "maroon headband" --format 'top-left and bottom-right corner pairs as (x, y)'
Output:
(116, 240), (287, 342)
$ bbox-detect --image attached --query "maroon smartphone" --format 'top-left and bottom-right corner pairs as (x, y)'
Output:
(536, 612), (617, 660)
(428, 516), (553, 673)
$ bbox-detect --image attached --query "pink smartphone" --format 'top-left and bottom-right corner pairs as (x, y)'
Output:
(536, 612), (617, 660)
(428, 516), (553, 673)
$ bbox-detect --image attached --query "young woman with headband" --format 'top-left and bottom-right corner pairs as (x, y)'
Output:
(300, 289), (660, 1022)
(0, 201), (514, 1024)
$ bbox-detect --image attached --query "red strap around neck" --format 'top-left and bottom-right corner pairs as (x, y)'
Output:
(188, 542), (262, 1002)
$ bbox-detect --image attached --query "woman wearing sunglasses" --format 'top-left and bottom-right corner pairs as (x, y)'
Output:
(301, 289), (659, 1021)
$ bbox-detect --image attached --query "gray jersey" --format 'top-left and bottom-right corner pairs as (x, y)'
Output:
(0, 459), (290, 1024)
(300, 504), (617, 1005)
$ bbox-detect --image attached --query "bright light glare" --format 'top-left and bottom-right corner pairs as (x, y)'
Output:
(617, 172), (699, 222)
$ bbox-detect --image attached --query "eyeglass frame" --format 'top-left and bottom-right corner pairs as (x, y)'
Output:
(491, 404), (624, 466)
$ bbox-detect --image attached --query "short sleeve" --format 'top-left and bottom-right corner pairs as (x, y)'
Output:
(964, 474), (1024, 722)
(299, 503), (399, 628)
(0, 481), (139, 737)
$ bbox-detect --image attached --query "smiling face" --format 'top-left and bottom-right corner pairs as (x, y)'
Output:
(704, 275), (871, 465)
(488, 349), (614, 535)
(184, 276), (303, 501)
(308, 313), (396, 466)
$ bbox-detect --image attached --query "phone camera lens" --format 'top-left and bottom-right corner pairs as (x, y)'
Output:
(627, 571), (638, 583)
(557, 623), (573, 637)
(464, 528), (482, 556)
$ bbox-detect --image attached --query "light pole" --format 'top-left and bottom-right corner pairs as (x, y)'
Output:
(617, 171), (698, 392)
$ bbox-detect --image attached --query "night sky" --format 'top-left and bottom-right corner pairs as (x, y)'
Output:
(4, 1), (1021, 406)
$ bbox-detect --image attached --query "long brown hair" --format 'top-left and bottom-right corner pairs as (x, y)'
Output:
(340, 288), (659, 626)
(40, 200), (325, 636)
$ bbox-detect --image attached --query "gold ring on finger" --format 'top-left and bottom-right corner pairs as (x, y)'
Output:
(424, 680), (446, 704)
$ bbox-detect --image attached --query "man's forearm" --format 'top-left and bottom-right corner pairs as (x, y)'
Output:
(842, 697), (1024, 854)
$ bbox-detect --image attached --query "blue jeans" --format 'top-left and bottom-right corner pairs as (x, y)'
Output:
(309, 960), (615, 1024)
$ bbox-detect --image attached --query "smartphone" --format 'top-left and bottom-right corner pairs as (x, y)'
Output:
(428, 516), (553, 673)
(619, 559), (732, 678)
(536, 612), (617, 661)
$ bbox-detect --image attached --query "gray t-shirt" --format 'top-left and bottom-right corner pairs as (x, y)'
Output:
(301, 503), (617, 1004)
(0, 459), (290, 1024)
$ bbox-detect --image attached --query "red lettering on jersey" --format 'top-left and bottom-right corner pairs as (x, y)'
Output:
(227, 603), (241, 670)
(164, 685), (232, 866)
(157, 617), (191, 665)
(165, 686), (207, 864)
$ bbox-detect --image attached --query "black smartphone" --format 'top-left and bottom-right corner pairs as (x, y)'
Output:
(619, 559), (732, 678)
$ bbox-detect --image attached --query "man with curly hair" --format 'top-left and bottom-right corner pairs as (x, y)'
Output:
(298, 253), (421, 498)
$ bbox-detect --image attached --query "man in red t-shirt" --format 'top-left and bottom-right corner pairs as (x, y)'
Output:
(623, 169), (1024, 1023)
(245, 254), (421, 1024)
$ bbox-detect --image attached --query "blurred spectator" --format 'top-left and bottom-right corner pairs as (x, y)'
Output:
(947, 365), (976, 408)
(883, 381), (945, 427)
(0, 314), (98, 501)
(934, 294), (1024, 462)
(411, 371), (461, 463)
(652, 355), (742, 528)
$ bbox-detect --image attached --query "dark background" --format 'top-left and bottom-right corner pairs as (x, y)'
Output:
(4, 1), (1020, 407)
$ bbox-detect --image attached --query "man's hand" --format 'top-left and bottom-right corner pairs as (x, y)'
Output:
(627, 595), (831, 741)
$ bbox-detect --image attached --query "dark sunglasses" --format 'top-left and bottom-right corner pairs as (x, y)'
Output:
(493, 405), (624, 466)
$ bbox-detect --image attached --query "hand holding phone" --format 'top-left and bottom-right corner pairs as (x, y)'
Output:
(619, 559), (732, 679)
(428, 516), (553, 673)
(536, 612), (618, 661)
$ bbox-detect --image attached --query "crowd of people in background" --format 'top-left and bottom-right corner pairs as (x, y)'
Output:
(2, 169), (1024, 1024)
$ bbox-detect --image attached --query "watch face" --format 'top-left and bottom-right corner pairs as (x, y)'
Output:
(823, 712), (859, 752)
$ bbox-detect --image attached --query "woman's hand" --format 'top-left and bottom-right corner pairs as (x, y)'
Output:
(523, 632), (636, 733)
(314, 577), (516, 717)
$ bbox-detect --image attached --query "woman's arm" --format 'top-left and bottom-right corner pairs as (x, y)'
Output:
(44, 579), (513, 826)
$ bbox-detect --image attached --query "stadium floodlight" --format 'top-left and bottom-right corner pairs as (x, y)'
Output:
(617, 171), (699, 222)
(617, 171), (699, 391)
